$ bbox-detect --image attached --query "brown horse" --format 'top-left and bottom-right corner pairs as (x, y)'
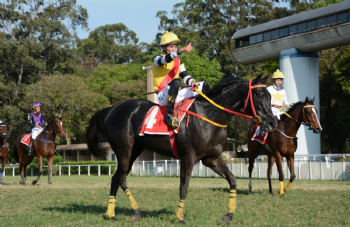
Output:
(0, 122), (9, 181)
(247, 97), (322, 195)
(13, 116), (66, 185)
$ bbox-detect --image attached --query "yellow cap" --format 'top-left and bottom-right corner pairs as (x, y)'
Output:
(272, 69), (284, 79)
(160, 31), (181, 46)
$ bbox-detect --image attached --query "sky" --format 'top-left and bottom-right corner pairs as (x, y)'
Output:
(76, 0), (183, 44)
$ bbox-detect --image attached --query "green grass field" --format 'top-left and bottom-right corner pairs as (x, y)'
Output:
(0, 175), (349, 226)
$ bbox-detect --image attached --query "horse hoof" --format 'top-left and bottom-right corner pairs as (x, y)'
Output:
(221, 213), (233, 225)
(131, 209), (141, 222)
(179, 220), (185, 224)
(32, 180), (37, 185)
(19, 181), (26, 185)
(110, 216), (117, 221)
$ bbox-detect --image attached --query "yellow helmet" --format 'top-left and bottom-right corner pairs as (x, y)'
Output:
(272, 69), (284, 79)
(160, 31), (181, 46)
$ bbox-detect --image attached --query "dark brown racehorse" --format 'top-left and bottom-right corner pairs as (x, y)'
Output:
(13, 116), (66, 185)
(247, 97), (322, 195)
(86, 75), (278, 224)
(0, 122), (9, 181)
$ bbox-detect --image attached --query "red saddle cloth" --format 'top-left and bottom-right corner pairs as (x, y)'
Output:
(20, 134), (32, 146)
(139, 98), (195, 159)
(251, 126), (268, 145)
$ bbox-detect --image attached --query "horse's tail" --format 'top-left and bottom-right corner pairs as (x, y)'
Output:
(13, 144), (19, 162)
(86, 106), (113, 158)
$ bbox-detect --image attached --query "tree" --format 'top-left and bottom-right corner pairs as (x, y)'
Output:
(156, 0), (292, 76)
(20, 75), (110, 144)
(0, 0), (88, 101)
(78, 23), (145, 67)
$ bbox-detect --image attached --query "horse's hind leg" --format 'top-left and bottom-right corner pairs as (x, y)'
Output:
(106, 146), (142, 222)
(284, 155), (295, 192)
(32, 155), (43, 185)
(202, 156), (237, 225)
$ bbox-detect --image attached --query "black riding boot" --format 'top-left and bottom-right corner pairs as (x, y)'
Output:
(28, 138), (34, 156)
(164, 79), (181, 128)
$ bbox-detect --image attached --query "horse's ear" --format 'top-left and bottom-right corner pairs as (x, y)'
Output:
(304, 97), (309, 103)
(312, 96), (315, 104)
(252, 73), (263, 84)
(261, 74), (270, 84)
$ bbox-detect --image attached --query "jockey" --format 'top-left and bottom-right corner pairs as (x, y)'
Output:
(27, 102), (47, 156)
(152, 31), (195, 128)
(267, 69), (290, 120)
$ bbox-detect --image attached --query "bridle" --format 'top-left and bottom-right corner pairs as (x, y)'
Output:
(277, 104), (317, 130)
(44, 118), (65, 139)
(275, 104), (320, 138)
(185, 79), (267, 127)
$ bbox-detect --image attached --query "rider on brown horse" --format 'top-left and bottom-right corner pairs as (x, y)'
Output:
(27, 102), (47, 156)
(152, 31), (196, 128)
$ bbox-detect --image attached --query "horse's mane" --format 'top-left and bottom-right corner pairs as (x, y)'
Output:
(280, 101), (303, 121)
(196, 76), (244, 99)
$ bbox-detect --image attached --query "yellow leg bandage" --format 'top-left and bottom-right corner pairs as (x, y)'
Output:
(176, 199), (185, 221)
(284, 181), (292, 192)
(106, 196), (116, 218)
(228, 189), (237, 213)
(279, 181), (284, 195)
(125, 189), (139, 210)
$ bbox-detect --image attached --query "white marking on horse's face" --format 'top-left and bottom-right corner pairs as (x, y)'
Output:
(60, 122), (62, 127)
(312, 107), (322, 130)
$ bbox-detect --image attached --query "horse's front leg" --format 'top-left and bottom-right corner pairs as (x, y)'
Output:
(32, 155), (43, 185)
(284, 155), (295, 192)
(275, 153), (285, 195)
(202, 156), (237, 225)
(267, 154), (275, 194)
(247, 141), (259, 194)
(47, 155), (54, 184)
(176, 157), (195, 224)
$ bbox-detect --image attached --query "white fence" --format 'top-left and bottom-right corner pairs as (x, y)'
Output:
(3, 159), (350, 181)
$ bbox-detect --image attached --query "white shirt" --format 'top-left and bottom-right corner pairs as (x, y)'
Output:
(267, 85), (289, 119)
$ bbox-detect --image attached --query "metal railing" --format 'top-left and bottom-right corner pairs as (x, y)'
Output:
(2, 158), (349, 181)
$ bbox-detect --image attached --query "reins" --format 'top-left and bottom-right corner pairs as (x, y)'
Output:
(185, 79), (266, 128)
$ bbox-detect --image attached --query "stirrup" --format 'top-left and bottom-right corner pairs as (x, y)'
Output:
(171, 117), (179, 128)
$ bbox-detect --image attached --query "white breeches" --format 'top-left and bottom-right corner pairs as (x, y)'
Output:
(31, 127), (44, 139)
(157, 81), (206, 106)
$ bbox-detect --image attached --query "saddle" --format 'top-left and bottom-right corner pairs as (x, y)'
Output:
(20, 134), (32, 146)
(139, 98), (195, 159)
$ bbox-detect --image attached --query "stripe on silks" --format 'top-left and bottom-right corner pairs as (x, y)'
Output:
(125, 189), (139, 210)
(279, 181), (284, 195)
(176, 199), (185, 221)
(284, 181), (292, 192)
(228, 189), (237, 213)
(106, 196), (116, 218)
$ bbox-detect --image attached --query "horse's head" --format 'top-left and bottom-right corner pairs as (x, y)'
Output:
(53, 116), (67, 140)
(249, 74), (278, 132)
(0, 122), (7, 138)
(302, 97), (322, 134)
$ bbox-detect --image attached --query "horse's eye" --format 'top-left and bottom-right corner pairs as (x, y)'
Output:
(257, 94), (263, 99)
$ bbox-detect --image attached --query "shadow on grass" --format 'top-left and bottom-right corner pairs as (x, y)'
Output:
(209, 188), (248, 195)
(43, 203), (174, 219)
